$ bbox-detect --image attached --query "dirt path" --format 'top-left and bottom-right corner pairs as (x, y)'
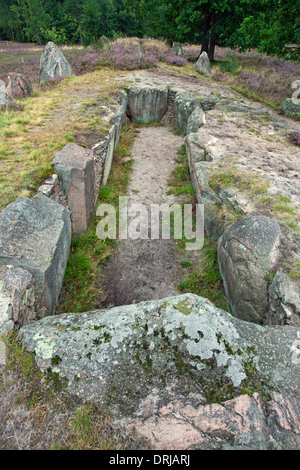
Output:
(117, 69), (300, 212)
(97, 126), (187, 308)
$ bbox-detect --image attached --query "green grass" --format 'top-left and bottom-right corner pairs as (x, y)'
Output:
(56, 124), (135, 315)
(209, 159), (270, 196)
(1, 331), (122, 450)
(178, 239), (231, 313)
(258, 194), (300, 231)
(167, 144), (195, 198)
(53, 405), (117, 450)
(166, 144), (231, 311)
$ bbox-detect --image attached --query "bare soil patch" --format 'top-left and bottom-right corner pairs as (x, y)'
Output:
(96, 125), (197, 308)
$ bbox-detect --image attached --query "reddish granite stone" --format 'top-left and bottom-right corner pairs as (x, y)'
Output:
(52, 143), (97, 235)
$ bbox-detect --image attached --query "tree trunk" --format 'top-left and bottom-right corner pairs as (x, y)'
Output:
(200, 14), (211, 55)
(208, 13), (219, 61)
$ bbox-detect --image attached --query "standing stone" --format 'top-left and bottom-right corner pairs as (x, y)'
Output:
(195, 51), (211, 77)
(186, 107), (206, 134)
(52, 143), (97, 235)
(266, 271), (300, 326)
(39, 41), (72, 85)
(0, 265), (36, 333)
(172, 43), (183, 56)
(5, 72), (32, 99)
(218, 215), (281, 323)
(0, 90), (11, 107)
(0, 339), (6, 367)
(127, 86), (169, 123)
(0, 194), (71, 322)
(174, 91), (203, 134)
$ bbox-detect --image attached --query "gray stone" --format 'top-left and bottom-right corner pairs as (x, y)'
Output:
(0, 90), (11, 107)
(5, 72), (32, 99)
(0, 194), (71, 321)
(52, 143), (97, 235)
(197, 166), (232, 239)
(216, 99), (252, 113)
(200, 97), (219, 111)
(174, 91), (203, 134)
(39, 41), (72, 85)
(186, 107), (206, 134)
(194, 51), (211, 77)
(1, 266), (36, 330)
(127, 86), (169, 123)
(0, 339), (6, 366)
(18, 293), (300, 449)
(266, 271), (300, 326)
(185, 132), (218, 170)
(172, 43), (182, 56)
(283, 99), (300, 117)
(0, 266), (13, 334)
(218, 215), (281, 323)
(102, 124), (117, 186)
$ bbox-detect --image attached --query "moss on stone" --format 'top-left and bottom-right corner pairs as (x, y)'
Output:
(175, 299), (193, 316)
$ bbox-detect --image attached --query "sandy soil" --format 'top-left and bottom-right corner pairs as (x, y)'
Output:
(96, 126), (194, 308)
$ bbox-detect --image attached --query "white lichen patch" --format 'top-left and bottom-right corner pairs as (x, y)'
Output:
(18, 294), (299, 409)
(33, 335), (56, 360)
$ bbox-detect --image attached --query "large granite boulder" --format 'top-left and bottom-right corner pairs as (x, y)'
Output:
(5, 72), (32, 99)
(0, 194), (71, 328)
(126, 86), (169, 123)
(194, 51), (211, 77)
(266, 271), (300, 326)
(52, 143), (97, 236)
(0, 90), (11, 108)
(218, 215), (281, 324)
(19, 293), (300, 449)
(186, 106), (206, 134)
(174, 91), (204, 134)
(0, 265), (35, 334)
(39, 41), (72, 85)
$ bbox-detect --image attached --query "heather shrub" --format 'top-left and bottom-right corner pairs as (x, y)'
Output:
(212, 46), (300, 108)
(289, 131), (300, 146)
(8, 102), (25, 111)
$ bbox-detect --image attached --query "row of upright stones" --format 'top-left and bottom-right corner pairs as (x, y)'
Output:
(176, 82), (300, 326)
(1, 69), (299, 332)
(0, 44), (299, 449)
(0, 42), (125, 334)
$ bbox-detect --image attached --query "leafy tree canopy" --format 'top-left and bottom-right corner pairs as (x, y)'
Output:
(0, 0), (298, 61)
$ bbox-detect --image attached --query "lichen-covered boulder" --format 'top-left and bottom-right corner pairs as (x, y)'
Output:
(5, 72), (32, 99)
(186, 107), (206, 134)
(0, 90), (11, 108)
(126, 86), (169, 123)
(194, 51), (211, 77)
(39, 41), (72, 85)
(0, 194), (71, 323)
(283, 98), (300, 117)
(0, 265), (36, 334)
(218, 215), (281, 323)
(174, 91), (204, 134)
(18, 293), (300, 449)
(266, 271), (300, 326)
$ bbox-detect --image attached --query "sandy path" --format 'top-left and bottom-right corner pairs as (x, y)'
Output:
(97, 126), (186, 308)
